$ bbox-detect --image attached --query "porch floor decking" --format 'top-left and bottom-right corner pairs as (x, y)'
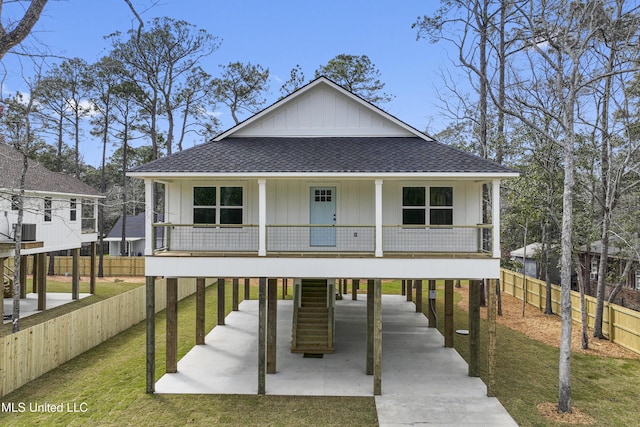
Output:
(151, 251), (493, 259)
(155, 295), (516, 426)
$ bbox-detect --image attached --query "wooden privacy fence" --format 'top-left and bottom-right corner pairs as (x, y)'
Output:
(25, 256), (145, 276)
(500, 268), (640, 355)
(1, 278), (207, 397)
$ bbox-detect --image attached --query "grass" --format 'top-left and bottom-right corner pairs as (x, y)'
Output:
(2, 279), (639, 426)
(1, 280), (378, 426)
(428, 282), (640, 427)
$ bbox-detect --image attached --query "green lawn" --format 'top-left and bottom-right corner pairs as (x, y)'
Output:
(1, 279), (639, 426)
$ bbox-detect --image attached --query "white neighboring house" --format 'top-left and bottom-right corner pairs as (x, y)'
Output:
(105, 213), (146, 257)
(1, 143), (102, 309)
(129, 77), (518, 394)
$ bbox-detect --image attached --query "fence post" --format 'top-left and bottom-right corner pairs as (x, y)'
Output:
(608, 303), (615, 342)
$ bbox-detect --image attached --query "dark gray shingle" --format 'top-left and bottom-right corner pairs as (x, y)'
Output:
(0, 143), (102, 196)
(131, 137), (514, 174)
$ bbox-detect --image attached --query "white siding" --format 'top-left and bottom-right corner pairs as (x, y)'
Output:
(165, 178), (481, 226)
(232, 85), (415, 137)
(0, 191), (99, 256)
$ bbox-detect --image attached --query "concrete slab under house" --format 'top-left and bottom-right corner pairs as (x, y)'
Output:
(129, 76), (518, 422)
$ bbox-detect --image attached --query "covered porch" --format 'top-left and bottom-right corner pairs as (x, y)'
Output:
(144, 178), (502, 259)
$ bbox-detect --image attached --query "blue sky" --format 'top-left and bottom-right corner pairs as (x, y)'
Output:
(2, 0), (456, 166)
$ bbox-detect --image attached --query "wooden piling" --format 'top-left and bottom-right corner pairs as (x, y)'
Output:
(217, 278), (225, 325)
(366, 279), (374, 375)
(72, 248), (80, 300)
(258, 277), (266, 394)
(415, 279), (423, 313)
(267, 278), (277, 374)
(373, 278), (382, 395)
(145, 276), (155, 393)
(444, 280), (454, 347)
(469, 279), (481, 377)
(196, 277), (205, 345)
(427, 280), (436, 327)
(232, 278), (239, 311)
(166, 277), (178, 373)
(487, 278), (497, 396)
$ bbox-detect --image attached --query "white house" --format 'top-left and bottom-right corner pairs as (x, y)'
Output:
(129, 77), (518, 395)
(1, 143), (102, 314)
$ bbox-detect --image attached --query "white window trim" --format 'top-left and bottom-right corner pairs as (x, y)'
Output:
(70, 198), (77, 222)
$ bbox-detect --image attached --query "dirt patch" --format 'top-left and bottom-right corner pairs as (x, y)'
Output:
(454, 286), (640, 360)
(536, 402), (595, 425)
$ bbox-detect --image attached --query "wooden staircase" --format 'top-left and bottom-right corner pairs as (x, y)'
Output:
(3, 262), (14, 298)
(291, 279), (334, 354)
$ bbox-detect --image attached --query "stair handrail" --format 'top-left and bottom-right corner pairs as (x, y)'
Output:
(291, 280), (301, 348)
(3, 262), (14, 286)
(327, 280), (335, 348)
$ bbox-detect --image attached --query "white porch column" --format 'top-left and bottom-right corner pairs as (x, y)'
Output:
(144, 179), (154, 256)
(375, 179), (383, 257)
(492, 179), (501, 258)
(258, 179), (267, 256)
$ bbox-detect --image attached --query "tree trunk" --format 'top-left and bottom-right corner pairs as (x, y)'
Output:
(608, 259), (632, 304)
(120, 125), (129, 257)
(574, 254), (589, 349)
(12, 152), (29, 333)
(543, 220), (553, 315)
(558, 95), (575, 415)
(522, 219), (528, 317)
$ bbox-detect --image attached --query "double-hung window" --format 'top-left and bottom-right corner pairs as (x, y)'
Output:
(402, 186), (453, 226)
(44, 197), (52, 222)
(70, 198), (77, 221)
(429, 187), (453, 225)
(193, 186), (243, 225)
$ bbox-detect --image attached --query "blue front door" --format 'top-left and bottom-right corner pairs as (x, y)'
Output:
(310, 187), (336, 246)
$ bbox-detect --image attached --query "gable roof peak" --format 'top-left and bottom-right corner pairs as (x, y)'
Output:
(213, 76), (433, 141)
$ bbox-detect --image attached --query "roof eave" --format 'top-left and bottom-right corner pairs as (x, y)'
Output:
(128, 171), (519, 180)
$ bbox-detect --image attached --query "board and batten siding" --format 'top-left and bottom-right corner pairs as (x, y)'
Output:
(0, 192), (98, 255)
(232, 85), (415, 137)
(164, 179), (482, 227)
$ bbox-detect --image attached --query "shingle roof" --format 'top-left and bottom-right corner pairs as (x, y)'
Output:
(0, 143), (102, 196)
(130, 137), (515, 174)
(107, 213), (163, 238)
(107, 213), (146, 239)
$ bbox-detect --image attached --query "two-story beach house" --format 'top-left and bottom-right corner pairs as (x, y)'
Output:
(130, 77), (517, 395)
(1, 143), (102, 316)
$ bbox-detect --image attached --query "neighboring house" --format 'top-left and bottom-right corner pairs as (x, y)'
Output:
(129, 77), (518, 395)
(510, 243), (542, 278)
(0, 143), (103, 313)
(579, 239), (640, 292)
(105, 213), (164, 256)
(510, 242), (560, 284)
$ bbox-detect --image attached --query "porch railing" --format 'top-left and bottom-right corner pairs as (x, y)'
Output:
(154, 223), (259, 253)
(382, 225), (492, 253)
(267, 225), (375, 253)
(151, 223), (492, 255)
